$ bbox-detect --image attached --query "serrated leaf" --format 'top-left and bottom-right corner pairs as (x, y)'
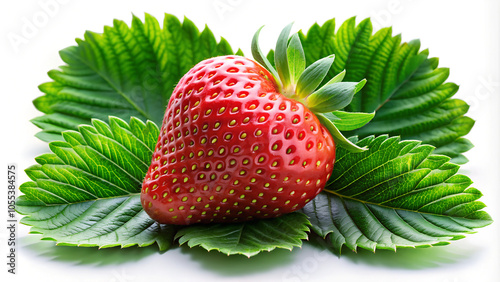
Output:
(16, 117), (176, 250)
(175, 213), (310, 257)
(18, 117), (313, 255)
(32, 14), (237, 142)
(302, 135), (492, 255)
(17, 195), (175, 250)
(299, 17), (473, 162)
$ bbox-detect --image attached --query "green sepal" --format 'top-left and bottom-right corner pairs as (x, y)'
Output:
(324, 111), (375, 131)
(296, 55), (335, 98)
(274, 23), (294, 93)
(251, 26), (281, 89)
(322, 69), (346, 87)
(306, 79), (366, 113)
(287, 33), (306, 86)
(316, 113), (367, 152)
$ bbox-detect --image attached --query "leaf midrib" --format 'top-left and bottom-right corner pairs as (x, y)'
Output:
(20, 193), (139, 207)
(29, 195), (162, 245)
(337, 195), (454, 248)
(329, 140), (410, 188)
(321, 189), (473, 221)
(72, 46), (152, 120)
(54, 196), (144, 239)
(374, 51), (424, 113)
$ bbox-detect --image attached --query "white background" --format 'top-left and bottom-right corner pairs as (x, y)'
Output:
(1, 0), (499, 281)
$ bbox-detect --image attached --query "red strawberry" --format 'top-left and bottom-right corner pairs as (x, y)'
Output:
(141, 24), (366, 225)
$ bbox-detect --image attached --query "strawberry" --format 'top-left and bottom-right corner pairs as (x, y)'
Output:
(141, 24), (366, 225)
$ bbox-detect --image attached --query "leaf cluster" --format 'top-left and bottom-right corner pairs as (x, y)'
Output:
(18, 14), (491, 257)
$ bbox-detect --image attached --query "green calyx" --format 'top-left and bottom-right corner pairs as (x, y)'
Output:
(251, 24), (369, 152)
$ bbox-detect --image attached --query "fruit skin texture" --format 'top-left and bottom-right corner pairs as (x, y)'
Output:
(141, 55), (335, 225)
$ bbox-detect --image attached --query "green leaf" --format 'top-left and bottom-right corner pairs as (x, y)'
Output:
(296, 55), (335, 98)
(306, 80), (366, 112)
(16, 117), (177, 249)
(302, 135), (492, 255)
(32, 14), (237, 142)
(299, 17), (474, 162)
(176, 213), (310, 257)
(325, 111), (375, 131)
(287, 34), (306, 86)
(22, 15), (490, 258)
(17, 195), (175, 250)
(433, 137), (474, 164)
